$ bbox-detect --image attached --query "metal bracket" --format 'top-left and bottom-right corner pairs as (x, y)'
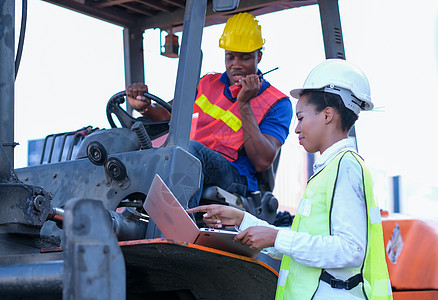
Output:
(63, 198), (126, 300)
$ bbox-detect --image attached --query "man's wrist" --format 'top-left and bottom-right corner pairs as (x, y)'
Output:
(136, 105), (150, 114)
(238, 100), (252, 110)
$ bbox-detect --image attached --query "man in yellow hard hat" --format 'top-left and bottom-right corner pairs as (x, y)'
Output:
(127, 12), (292, 208)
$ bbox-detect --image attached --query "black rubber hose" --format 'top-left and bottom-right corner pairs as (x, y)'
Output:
(15, 0), (28, 79)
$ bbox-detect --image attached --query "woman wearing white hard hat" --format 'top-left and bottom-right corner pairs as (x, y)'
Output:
(188, 59), (392, 300)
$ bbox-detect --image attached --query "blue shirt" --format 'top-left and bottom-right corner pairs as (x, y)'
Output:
(218, 71), (293, 191)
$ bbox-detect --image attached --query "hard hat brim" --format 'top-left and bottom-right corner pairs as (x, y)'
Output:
(290, 86), (374, 115)
(289, 88), (306, 99)
(219, 44), (262, 53)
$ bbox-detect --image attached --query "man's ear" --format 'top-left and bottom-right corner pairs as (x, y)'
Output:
(323, 107), (335, 124)
(257, 50), (263, 63)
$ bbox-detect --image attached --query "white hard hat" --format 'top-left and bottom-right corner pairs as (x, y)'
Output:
(290, 59), (373, 115)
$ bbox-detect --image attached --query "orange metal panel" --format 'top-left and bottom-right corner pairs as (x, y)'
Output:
(120, 238), (279, 298)
(393, 290), (438, 300)
(382, 215), (438, 290)
(119, 238), (278, 275)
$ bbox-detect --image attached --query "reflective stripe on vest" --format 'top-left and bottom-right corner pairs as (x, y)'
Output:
(275, 151), (392, 300)
(195, 94), (242, 132)
(192, 73), (287, 161)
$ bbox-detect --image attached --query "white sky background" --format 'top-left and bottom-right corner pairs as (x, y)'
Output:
(13, 1), (438, 217)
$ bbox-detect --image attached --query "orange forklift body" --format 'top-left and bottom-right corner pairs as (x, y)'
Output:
(382, 214), (438, 299)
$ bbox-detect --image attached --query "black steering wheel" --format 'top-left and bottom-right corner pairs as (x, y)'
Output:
(106, 91), (171, 140)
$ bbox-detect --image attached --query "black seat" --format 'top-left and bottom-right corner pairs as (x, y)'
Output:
(256, 148), (281, 192)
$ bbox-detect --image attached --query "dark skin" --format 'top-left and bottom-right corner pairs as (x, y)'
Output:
(126, 50), (281, 172)
(186, 204), (278, 250)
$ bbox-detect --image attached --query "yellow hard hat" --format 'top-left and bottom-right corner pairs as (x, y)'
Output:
(219, 12), (265, 53)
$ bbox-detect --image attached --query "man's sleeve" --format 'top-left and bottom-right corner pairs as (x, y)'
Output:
(259, 98), (293, 145)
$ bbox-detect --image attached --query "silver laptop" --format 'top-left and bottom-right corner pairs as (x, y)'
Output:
(143, 174), (259, 258)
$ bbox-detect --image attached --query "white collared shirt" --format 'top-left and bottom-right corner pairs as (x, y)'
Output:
(239, 138), (368, 298)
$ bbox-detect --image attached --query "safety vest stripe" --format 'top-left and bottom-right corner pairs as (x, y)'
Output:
(372, 279), (393, 297)
(369, 206), (382, 224)
(277, 269), (289, 287)
(195, 94), (242, 132)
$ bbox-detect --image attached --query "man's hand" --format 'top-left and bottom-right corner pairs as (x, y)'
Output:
(235, 226), (278, 250)
(186, 204), (245, 229)
(236, 74), (261, 105)
(126, 83), (150, 112)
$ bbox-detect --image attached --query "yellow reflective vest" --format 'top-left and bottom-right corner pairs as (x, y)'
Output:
(275, 151), (392, 300)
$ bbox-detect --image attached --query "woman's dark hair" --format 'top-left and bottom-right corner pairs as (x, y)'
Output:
(302, 90), (358, 132)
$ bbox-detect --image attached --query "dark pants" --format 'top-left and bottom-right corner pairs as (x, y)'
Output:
(188, 140), (247, 208)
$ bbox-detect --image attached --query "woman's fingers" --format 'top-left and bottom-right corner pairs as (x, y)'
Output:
(186, 204), (216, 214)
(203, 218), (222, 228)
(187, 205), (244, 227)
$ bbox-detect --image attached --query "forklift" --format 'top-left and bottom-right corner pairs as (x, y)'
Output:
(1, 0), (437, 299)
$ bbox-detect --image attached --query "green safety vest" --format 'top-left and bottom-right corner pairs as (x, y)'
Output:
(275, 151), (392, 300)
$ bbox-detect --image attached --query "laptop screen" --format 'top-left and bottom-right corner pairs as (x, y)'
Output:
(144, 174), (200, 243)
(144, 174), (260, 258)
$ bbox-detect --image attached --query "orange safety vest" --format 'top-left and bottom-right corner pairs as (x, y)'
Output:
(191, 73), (288, 161)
